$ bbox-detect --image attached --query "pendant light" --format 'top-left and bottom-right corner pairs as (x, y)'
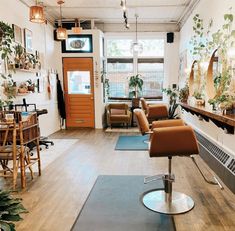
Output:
(72, 19), (83, 34)
(29, 0), (45, 23)
(57, 0), (67, 40)
(131, 14), (143, 54)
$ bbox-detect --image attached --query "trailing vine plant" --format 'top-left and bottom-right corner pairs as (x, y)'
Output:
(0, 21), (14, 60)
(189, 9), (235, 109)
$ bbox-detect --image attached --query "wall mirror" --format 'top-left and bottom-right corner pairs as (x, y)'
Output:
(189, 60), (200, 96)
(206, 49), (219, 99)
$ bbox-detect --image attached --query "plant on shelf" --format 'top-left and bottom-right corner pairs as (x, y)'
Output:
(13, 44), (25, 69)
(128, 74), (143, 98)
(0, 190), (28, 231)
(179, 83), (189, 102)
(26, 79), (35, 92)
(18, 82), (28, 94)
(162, 87), (179, 119)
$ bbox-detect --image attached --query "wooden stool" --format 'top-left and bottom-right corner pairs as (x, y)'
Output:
(142, 126), (199, 214)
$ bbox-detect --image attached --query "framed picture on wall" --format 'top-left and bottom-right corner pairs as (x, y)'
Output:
(12, 24), (23, 45)
(61, 34), (93, 53)
(24, 28), (33, 53)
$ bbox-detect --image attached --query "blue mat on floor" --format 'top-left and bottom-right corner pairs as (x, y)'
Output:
(115, 135), (149, 150)
(71, 175), (176, 231)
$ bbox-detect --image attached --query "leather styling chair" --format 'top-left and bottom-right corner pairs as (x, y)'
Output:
(140, 98), (168, 122)
(133, 108), (184, 139)
(142, 125), (199, 214)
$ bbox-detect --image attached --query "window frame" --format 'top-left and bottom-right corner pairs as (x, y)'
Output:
(105, 33), (165, 100)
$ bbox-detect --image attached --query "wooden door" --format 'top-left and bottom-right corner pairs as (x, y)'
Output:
(63, 57), (95, 128)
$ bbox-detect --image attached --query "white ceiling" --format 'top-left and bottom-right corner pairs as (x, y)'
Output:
(22, 0), (200, 25)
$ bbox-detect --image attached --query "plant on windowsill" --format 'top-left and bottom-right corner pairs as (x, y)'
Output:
(0, 190), (28, 231)
(128, 74), (143, 107)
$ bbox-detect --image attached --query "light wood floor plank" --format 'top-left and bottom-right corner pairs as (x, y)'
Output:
(1, 128), (233, 231)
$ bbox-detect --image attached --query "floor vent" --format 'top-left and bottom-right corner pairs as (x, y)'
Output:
(195, 132), (230, 165)
(227, 159), (235, 174)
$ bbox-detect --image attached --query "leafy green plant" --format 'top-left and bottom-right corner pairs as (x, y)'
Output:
(0, 21), (14, 60)
(193, 91), (203, 99)
(0, 190), (28, 231)
(128, 74), (143, 98)
(1, 74), (16, 100)
(162, 87), (179, 119)
(179, 83), (189, 102)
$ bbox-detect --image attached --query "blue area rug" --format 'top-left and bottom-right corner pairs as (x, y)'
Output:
(71, 175), (176, 231)
(115, 135), (149, 150)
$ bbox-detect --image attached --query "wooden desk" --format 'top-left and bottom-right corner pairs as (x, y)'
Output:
(179, 102), (235, 134)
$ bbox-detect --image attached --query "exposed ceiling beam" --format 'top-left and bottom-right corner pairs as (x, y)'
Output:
(177, 0), (201, 28)
(45, 4), (187, 10)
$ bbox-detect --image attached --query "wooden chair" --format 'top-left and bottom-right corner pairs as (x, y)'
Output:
(17, 113), (41, 189)
(0, 121), (21, 189)
(106, 103), (132, 128)
(0, 112), (41, 189)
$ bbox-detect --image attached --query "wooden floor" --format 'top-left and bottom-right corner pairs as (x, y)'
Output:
(6, 129), (235, 230)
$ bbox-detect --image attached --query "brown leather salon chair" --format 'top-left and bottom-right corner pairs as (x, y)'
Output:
(140, 98), (168, 122)
(106, 103), (132, 128)
(133, 108), (184, 138)
(142, 125), (199, 214)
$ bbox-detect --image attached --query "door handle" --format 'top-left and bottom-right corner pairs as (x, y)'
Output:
(91, 97), (94, 100)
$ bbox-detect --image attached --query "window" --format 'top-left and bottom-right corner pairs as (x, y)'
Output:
(106, 37), (164, 99)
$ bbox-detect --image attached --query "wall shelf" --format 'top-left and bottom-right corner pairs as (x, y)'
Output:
(179, 102), (235, 134)
(15, 68), (39, 73)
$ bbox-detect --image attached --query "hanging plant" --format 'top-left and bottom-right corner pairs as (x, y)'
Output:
(0, 21), (14, 60)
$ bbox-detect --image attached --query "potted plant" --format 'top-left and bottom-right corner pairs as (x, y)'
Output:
(26, 79), (35, 92)
(179, 83), (189, 103)
(18, 82), (28, 94)
(0, 190), (28, 231)
(193, 91), (205, 105)
(128, 74), (143, 107)
(14, 44), (25, 69)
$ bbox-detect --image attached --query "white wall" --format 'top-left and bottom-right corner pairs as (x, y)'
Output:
(179, 0), (235, 155)
(0, 0), (60, 136)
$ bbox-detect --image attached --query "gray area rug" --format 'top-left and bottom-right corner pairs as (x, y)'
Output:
(71, 175), (176, 231)
(115, 135), (149, 150)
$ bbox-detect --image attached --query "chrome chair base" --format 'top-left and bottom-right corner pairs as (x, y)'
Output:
(142, 190), (194, 215)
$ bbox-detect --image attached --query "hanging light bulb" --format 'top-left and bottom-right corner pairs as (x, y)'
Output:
(72, 19), (83, 34)
(130, 14), (143, 54)
(29, 0), (45, 23)
(56, 1), (67, 40)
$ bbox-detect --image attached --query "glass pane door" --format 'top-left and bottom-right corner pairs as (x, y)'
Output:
(67, 71), (91, 94)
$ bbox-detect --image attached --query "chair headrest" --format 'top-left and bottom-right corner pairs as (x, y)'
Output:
(149, 126), (199, 157)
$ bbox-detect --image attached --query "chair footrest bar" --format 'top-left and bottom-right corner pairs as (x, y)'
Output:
(144, 174), (165, 184)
